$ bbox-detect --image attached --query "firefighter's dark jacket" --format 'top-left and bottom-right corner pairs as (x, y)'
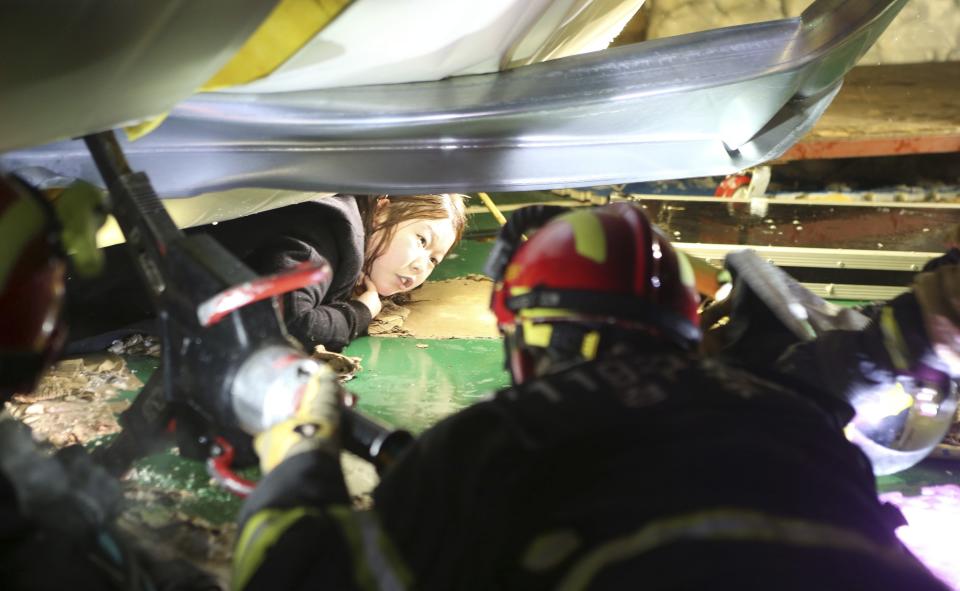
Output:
(66, 195), (370, 353)
(234, 302), (947, 591)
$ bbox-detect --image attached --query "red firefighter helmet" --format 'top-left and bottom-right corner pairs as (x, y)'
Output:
(486, 202), (699, 383)
(0, 175), (68, 401)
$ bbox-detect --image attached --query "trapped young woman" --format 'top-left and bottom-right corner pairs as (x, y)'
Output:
(65, 194), (467, 352)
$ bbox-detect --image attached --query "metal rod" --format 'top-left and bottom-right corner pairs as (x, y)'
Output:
(477, 192), (507, 226)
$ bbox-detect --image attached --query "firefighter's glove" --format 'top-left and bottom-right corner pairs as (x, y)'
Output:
(913, 259), (960, 377)
(254, 370), (342, 474)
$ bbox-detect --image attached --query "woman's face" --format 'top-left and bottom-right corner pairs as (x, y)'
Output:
(368, 217), (457, 295)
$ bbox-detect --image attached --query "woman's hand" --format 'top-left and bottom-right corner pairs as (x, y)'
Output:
(355, 275), (383, 318)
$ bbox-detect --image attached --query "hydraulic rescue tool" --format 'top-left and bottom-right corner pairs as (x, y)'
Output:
(83, 131), (411, 494)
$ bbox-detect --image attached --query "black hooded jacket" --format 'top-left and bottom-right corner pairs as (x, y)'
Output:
(65, 196), (371, 353)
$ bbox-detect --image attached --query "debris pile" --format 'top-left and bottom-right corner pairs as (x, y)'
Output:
(5, 354), (141, 446)
(368, 298), (413, 337)
(108, 333), (161, 357)
(312, 346), (363, 382)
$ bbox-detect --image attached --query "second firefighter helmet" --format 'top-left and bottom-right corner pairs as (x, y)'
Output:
(485, 202), (700, 383)
(0, 175), (106, 402)
(0, 175), (68, 401)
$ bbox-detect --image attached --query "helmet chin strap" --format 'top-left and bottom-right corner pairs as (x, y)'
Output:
(483, 205), (570, 282)
(504, 315), (698, 386)
(508, 347), (533, 385)
(507, 287), (701, 350)
(504, 321), (601, 384)
(502, 330), (534, 385)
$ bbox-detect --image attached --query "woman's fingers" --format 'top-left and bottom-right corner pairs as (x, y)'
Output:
(353, 274), (382, 318)
(357, 273), (375, 292)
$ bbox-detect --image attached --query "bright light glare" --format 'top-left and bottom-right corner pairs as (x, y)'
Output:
(879, 484), (960, 589)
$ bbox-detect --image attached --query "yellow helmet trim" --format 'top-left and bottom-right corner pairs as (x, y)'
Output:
(518, 307), (578, 321)
(580, 331), (601, 360)
(521, 320), (554, 349)
(563, 210), (607, 264)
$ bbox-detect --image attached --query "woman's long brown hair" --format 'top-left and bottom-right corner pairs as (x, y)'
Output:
(356, 194), (468, 283)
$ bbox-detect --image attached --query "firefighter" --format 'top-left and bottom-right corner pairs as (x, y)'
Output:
(0, 174), (217, 590)
(237, 202), (954, 590)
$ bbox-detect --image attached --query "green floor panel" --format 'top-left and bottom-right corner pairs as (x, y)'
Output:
(124, 355), (160, 398)
(430, 239), (494, 281)
(343, 336), (510, 433)
(876, 459), (960, 495)
(131, 452), (247, 524)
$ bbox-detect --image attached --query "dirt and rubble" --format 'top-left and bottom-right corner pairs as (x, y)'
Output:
(368, 294), (414, 337)
(312, 345), (363, 382)
(1, 353), (230, 584)
(5, 354), (140, 446)
(108, 333), (161, 357)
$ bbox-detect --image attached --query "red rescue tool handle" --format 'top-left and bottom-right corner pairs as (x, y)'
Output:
(197, 261), (332, 327)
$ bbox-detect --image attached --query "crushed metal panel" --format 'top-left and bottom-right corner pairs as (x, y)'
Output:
(2, 0), (906, 196)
